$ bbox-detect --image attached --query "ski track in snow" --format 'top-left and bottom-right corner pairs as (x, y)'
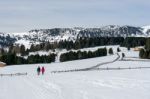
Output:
(0, 76), (64, 99)
(51, 53), (120, 73)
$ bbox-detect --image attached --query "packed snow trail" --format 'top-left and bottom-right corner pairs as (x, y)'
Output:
(51, 53), (120, 73)
(89, 53), (120, 69)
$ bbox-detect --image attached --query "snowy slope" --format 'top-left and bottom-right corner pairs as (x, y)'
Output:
(142, 25), (150, 36)
(0, 50), (150, 99)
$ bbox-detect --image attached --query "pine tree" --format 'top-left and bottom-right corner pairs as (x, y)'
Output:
(20, 45), (26, 56)
(88, 51), (93, 58)
(127, 46), (130, 51)
(0, 48), (5, 55)
(122, 53), (125, 59)
(148, 52), (150, 59)
(145, 38), (150, 51)
(117, 47), (121, 52)
(142, 51), (149, 59)
(109, 48), (113, 55)
(139, 48), (145, 58)
(77, 51), (82, 59)
(30, 44), (35, 52)
(8, 44), (14, 53)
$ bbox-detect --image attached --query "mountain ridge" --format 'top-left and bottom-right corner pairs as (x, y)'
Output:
(0, 25), (150, 48)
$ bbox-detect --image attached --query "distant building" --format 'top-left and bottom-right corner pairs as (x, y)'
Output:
(0, 62), (6, 67)
(133, 47), (143, 51)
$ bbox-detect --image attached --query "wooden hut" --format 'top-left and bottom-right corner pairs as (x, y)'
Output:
(133, 47), (142, 51)
(0, 62), (6, 67)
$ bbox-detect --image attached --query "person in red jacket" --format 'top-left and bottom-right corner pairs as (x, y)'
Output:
(41, 67), (45, 75)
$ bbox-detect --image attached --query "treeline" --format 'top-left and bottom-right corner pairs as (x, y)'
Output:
(27, 37), (146, 52)
(27, 54), (56, 64)
(121, 37), (145, 48)
(60, 48), (107, 62)
(1, 37), (146, 56)
(139, 38), (150, 59)
(0, 52), (56, 65)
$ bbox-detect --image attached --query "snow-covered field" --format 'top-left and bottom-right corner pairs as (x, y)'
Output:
(0, 49), (150, 99)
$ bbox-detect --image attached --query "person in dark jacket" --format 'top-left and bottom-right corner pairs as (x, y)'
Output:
(37, 66), (41, 75)
(41, 67), (45, 75)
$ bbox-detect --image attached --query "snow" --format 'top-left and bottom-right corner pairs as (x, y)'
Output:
(8, 32), (28, 37)
(15, 39), (31, 49)
(0, 61), (6, 65)
(142, 25), (150, 35)
(29, 51), (51, 56)
(0, 48), (150, 99)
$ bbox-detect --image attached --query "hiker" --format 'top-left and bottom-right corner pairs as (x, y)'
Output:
(41, 67), (45, 75)
(37, 66), (41, 75)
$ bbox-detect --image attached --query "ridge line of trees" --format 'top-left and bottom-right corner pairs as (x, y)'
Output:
(60, 48), (107, 62)
(0, 52), (56, 65)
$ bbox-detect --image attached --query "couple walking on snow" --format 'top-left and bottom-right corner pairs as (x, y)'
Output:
(37, 66), (45, 75)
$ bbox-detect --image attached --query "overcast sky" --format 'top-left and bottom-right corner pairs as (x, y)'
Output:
(0, 0), (150, 32)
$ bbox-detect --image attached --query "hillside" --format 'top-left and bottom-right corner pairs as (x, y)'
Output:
(0, 25), (150, 48)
